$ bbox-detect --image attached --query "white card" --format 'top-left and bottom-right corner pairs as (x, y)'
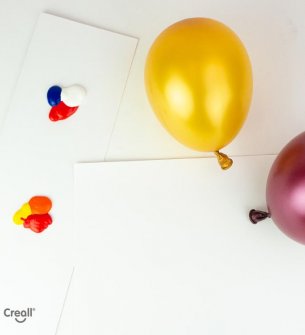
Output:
(0, 13), (137, 162)
(0, 13), (137, 335)
(73, 157), (305, 334)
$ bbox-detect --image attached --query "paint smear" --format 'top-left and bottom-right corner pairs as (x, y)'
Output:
(47, 84), (86, 121)
(13, 196), (53, 233)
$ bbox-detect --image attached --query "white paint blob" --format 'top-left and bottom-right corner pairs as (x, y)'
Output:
(61, 85), (86, 107)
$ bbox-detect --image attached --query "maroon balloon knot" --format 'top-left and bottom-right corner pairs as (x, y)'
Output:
(249, 209), (271, 224)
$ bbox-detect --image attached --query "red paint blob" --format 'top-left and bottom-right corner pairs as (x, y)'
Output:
(23, 213), (53, 233)
(49, 101), (78, 122)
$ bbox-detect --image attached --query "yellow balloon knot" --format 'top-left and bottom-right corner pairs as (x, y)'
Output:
(214, 151), (233, 170)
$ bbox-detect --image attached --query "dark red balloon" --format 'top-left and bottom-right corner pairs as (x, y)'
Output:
(250, 132), (305, 244)
(266, 132), (305, 244)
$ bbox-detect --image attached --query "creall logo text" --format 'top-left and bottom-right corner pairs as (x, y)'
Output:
(3, 308), (35, 323)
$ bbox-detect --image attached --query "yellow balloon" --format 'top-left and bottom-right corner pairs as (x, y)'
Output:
(145, 18), (253, 169)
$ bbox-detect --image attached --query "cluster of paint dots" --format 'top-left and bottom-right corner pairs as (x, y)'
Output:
(13, 196), (53, 233)
(12, 85), (86, 233)
(47, 84), (86, 121)
(13, 85), (85, 233)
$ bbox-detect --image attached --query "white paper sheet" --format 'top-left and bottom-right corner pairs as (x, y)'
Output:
(73, 157), (305, 335)
(0, 13), (137, 335)
(0, 13), (138, 162)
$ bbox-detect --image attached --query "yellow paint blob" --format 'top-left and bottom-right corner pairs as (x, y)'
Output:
(13, 203), (32, 225)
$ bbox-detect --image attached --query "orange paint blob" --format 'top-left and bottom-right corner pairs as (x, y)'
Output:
(29, 196), (52, 214)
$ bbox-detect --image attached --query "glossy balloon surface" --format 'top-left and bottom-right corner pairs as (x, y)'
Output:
(145, 18), (253, 152)
(267, 132), (305, 244)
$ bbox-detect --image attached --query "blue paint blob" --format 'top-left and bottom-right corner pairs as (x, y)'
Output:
(47, 86), (62, 106)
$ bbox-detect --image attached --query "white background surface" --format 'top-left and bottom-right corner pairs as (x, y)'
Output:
(0, 1), (305, 334)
